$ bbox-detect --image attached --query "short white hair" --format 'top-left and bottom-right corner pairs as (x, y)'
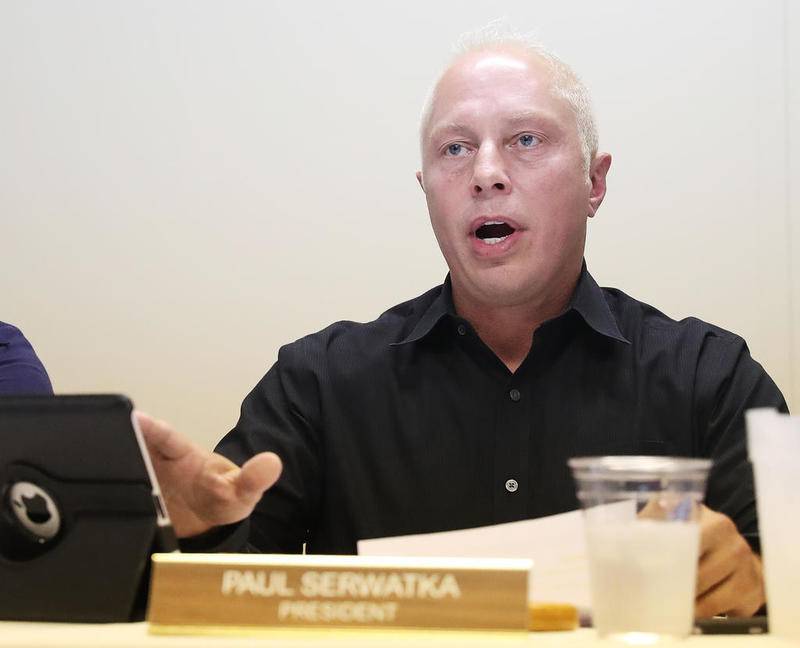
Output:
(419, 20), (598, 170)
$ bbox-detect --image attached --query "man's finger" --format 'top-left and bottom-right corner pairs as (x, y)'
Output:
(696, 566), (764, 618)
(236, 452), (283, 500)
(694, 506), (765, 616)
(696, 506), (743, 595)
(698, 505), (737, 555)
(697, 532), (749, 597)
(135, 410), (194, 460)
(696, 574), (734, 618)
(697, 551), (734, 597)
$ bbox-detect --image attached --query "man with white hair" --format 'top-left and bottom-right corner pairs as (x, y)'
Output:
(139, 28), (785, 618)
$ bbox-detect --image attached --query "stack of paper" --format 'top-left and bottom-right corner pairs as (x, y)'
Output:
(358, 509), (591, 612)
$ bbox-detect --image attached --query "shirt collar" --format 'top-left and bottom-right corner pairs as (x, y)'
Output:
(567, 262), (630, 344)
(393, 262), (630, 346)
(392, 276), (456, 346)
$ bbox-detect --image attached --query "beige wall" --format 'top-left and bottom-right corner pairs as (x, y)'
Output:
(1, 1), (796, 450)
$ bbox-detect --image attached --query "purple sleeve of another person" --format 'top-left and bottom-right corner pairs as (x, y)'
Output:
(0, 322), (53, 395)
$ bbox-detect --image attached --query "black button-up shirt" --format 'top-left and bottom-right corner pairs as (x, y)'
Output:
(214, 265), (787, 555)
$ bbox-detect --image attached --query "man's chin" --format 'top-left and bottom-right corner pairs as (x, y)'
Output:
(457, 272), (544, 309)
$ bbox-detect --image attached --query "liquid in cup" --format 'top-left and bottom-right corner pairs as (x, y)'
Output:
(569, 456), (711, 641)
(587, 520), (699, 637)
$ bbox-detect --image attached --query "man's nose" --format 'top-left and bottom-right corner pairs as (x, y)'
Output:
(470, 145), (511, 197)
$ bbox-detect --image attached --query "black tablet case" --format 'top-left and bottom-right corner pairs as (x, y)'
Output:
(0, 395), (178, 622)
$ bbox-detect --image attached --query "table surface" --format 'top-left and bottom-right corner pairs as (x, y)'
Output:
(0, 623), (796, 648)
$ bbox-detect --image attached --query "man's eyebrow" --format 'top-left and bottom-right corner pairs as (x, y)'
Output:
(504, 110), (561, 128)
(427, 122), (472, 142)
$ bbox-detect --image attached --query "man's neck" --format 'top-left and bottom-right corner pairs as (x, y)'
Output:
(452, 271), (580, 373)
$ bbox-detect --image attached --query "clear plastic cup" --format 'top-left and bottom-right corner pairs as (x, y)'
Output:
(569, 456), (711, 641)
(746, 409), (800, 641)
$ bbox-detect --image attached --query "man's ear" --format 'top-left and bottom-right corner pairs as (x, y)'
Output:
(588, 153), (612, 217)
(416, 171), (425, 193)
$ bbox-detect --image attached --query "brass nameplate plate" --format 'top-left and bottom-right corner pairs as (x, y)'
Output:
(147, 553), (531, 633)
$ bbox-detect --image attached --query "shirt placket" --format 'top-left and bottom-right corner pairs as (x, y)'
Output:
(492, 376), (531, 523)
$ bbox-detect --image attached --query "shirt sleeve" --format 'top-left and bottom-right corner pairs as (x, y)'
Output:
(693, 331), (788, 548)
(0, 322), (53, 395)
(213, 339), (324, 554)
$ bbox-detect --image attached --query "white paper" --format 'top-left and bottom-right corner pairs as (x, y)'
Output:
(357, 509), (591, 610)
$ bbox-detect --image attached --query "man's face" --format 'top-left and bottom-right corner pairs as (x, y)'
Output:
(418, 50), (608, 310)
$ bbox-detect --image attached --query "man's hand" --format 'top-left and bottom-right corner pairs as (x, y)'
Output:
(695, 505), (765, 617)
(135, 412), (282, 538)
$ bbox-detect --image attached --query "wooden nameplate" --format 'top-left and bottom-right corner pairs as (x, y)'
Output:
(147, 553), (531, 634)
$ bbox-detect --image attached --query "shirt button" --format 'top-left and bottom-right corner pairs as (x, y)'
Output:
(505, 479), (519, 493)
(509, 388), (521, 402)
(456, 324), (467, 336)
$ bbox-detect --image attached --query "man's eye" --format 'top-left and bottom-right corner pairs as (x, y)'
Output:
(517, 133), (541, 148)
(446, 143), (466, 156)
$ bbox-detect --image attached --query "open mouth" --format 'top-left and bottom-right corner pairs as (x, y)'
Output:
(474, 221), (516, 245)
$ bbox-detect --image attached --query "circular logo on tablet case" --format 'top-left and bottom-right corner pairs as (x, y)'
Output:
(8, 482), (60, 542)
